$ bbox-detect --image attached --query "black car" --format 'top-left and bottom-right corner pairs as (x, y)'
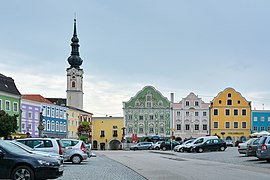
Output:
(160, 141), (181, 151)
(194, 139), (227, 153)
(0, 140), (63, 180)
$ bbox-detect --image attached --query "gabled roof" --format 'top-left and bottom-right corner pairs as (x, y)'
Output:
(66, 105), (93, 115)
(0, 73), (21, 96)
(22, 94), (53, 104)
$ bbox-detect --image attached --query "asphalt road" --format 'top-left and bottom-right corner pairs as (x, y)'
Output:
(58, 148), (270, 180)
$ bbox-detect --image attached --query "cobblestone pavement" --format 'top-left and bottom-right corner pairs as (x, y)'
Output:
(58, 152), (146, 180)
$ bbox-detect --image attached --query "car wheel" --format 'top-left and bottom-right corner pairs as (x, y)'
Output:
(198, 148), (204, 153)
(179, 148), (184, 152)
(220, 146), (226, 151)
(190, 148), (195, 152)
(12, 166), (34, 180)
(134, 147), (138, 151)
(162, 147), (167, 151)
(155, 147), (160, 150)
(71, 155), (82, 164)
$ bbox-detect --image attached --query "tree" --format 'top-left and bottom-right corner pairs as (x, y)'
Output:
(77, 122), (91, 143)
(0, 110), (18, 139)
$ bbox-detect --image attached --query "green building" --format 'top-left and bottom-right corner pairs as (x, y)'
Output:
(0, 73), (21, 132)
(123, 86), (171, 140)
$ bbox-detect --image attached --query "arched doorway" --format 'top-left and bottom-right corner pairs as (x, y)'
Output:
(239, 136), (247, 142)
(225, 136), (232, 141)
(109, 139), (122, 150)
(93, 140), (98, 150)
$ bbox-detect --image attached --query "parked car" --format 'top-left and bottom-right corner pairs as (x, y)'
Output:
(245, 138), (260, 157)
(184, 136), (218, 152)
(194, 138), (227, 153)
(151, 141), (163, 150)
(17, 138), (67, 160)
(0, 140), (63, 180)
(160, 141), (181, 151)
(225, 140), (234, 147)
(130, 142), (153, 150)
(85, 143), (96, 157)
(256, 136), (270, 162)
(7, 140), (63, 163)
(174, 139), (195, 152)
(61, 139), (88, 164)
(238, 138), (254, 154)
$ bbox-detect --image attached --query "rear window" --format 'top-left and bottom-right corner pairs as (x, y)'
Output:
(57, 140), (65, 148)
(259, 137), (267, 144)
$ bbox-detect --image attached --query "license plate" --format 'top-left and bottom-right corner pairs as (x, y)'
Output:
(59, 165), (64, 172)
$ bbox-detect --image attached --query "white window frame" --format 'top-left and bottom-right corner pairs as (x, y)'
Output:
(51, 121), (55, 131)
(13, 102), (18, 112)
(0, 99), (2, 110)
(56, 121), (59, 131)
(47, 120), (50, 131)
(5, 100), (10, 111)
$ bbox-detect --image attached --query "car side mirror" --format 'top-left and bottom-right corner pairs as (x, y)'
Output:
(0, 150), (5, 158)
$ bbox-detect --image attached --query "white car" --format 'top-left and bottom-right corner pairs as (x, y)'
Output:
(151, 141), (163, 150)
(174, 139), (195, 152)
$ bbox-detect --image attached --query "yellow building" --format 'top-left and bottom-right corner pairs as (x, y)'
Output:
(210, 88), (251, 142)
(92, 117), (124, 150)
(67, 106), (93, 143)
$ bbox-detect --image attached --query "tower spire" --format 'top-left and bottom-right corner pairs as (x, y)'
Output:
(67, 18), (83, 69)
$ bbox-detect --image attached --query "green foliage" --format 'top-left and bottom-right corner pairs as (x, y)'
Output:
(80, 135), (86, 142)
(0, 110), (18, 138)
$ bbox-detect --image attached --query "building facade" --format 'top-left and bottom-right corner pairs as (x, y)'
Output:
(123, 86), (171, 139)
(92, 117), (124, 150)
(251, 110), (270, 133)
(21, 97), (41, 137)
(67, 108), (80, 139)
(66, 19), (84, 110)
(0, 73), (21, 132)
(210, 88), (251, 142)
(172, 92), (210, 140)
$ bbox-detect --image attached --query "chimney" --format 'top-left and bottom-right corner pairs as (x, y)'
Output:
(170, 93), (174, 103)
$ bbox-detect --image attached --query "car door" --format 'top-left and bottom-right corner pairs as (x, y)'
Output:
(202, 140), (212, 151)
(0, 148), (11, 179)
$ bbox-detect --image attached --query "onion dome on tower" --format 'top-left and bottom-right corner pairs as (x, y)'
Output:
(67, 19), (83, 69)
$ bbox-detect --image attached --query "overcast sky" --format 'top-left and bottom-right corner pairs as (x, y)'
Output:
(1, 1), (270, 116)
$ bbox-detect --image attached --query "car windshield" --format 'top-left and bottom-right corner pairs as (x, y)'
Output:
(9, 141), (34, 152)
(0, 140), (30, 154)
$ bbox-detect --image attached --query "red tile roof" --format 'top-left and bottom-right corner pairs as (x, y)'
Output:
(22, 94), (53, 104)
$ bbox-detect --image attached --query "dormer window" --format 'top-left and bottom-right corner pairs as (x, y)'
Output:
(227, 99), (232, 106)
(185, 101), (190, 106)
(145, 91), (152, 108)
(228, 93), (231, 97)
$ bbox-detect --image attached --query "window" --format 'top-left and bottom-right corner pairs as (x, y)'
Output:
(185, 124), (190, 130)
(21, 122), (26, 130)
(63, 123), (66, 132)
(218, 100), (222, 104)
(51, 108), (55, 117)
(203, 124), (207, 130)
(234, 109), (238, 116)
(128, 115), (132, 120)
(128, 126), (133, 133)
(56, 122), (59, 131)
(214, 122), (218, 128)
(185, 101), (190, 106)
(35, 112), (39, 120)
(195, 124), (199, 130)
(214, 109), (218, 116)
(177, 124), (181, 130)
(195, 101), (199, 106)
(139, 115), (143, 120)
(242, 109), (247, 116)
(160, 125), (164, 133)
(238, 100), (241, 104)
(28, 112), (32, 119)
(234, 122), (238, 128)
(60, 110), (63, 118)
(261, 117), (265, 122)
(186, 112), (189, 116)
(13, 102), (18, 112)
(227, 99), (232, 106)
(146, 102), (152, 108)
(51, 121), (55, 131)
(22, 111), (26, 118)
(225, 109), (230, 116)
(43, 120), (46, 130)
(149, 126), (154, 133)
(150, 115), (154, 120)
(47, 120), (50, 131)
(160, 114), (164, 120)
(0, 99), (2, 110)
(203, 112), (207, 116)
(268, 117), (270, 122)
(5, 100), (10, 111)
(261, 126), (265, 131)
(139, 127), (144, 133)
(176, 111), (180, 117)
(242, 122), (246, 129)
(60, 123), (63, 132)
(100, 130), (105, 137)
(113, 130), (118, 137)
(72, 120), (74, 125)
(254, 126), (258, 131)
(228, 93), (231, 97)
(195, 112), (199, 116)
(254, 117), (257, 121)
(72, 81), (76, 87)
(113, 125), (118, 129)
(56, 109), (59, 118)
(47, 107), (50, 116)
(226, 122), (230, 129)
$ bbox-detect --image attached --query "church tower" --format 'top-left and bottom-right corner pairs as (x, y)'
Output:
(66, 19), (84, 109)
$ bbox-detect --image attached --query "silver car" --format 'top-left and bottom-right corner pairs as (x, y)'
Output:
(130, 142), (153, 150)
(61, 139), (88, 164)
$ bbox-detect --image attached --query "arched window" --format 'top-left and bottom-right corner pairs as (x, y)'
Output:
(60, 122), (63, 132)
(72, 81), (76, 88)
(227, 99), (232, 106)
(63, 123), (66, 132)
(56, 121), (59, 131)
(51, 121), (55, 131)
(47, 120), (50, 131)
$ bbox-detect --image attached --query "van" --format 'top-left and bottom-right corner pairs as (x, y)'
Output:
(184, 136), (219, 152)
